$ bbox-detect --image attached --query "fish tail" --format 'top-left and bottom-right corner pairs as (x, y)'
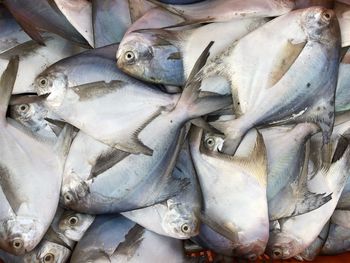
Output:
(175, 41), (232, 122)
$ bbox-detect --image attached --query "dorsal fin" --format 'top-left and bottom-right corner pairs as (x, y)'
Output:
(0, 56), (19, 123)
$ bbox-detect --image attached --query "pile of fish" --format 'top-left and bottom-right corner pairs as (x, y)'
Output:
(3, 0), (350, 262)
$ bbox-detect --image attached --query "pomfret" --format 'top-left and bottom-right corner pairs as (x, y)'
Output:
(206, 7), (340, 155)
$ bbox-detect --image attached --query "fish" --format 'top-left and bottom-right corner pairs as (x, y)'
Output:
(0, 35), (83, 94)
(335, 62), (350, 113)
(117, 17), (268, 87)
(148, 0), (295, 24)
(266, 136), (350, 259)
(0, 6), (31, 55)
(295, 0), (335, 9)
(9, 96), (61, 138)
(70, 215), (187, 263)
(321, 210), (350, 255)
(2, 0), (89, 47)
(0, 57), (74, 255)
(0, 240), (71, 263)
(209, 7), (340, 155)
(189, 126), (269, 260)
(59, 43), (231, 213)
(122, 143), (202, 239)
(52, 0), (94, 47)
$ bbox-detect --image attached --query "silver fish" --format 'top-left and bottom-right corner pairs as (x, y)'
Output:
(59, 43), (231, 213)
(0, 57), (74, 255)
(122, 143), (202, 239)
(117, 17), (268, 86)
(0, 240), (71, 263)
(266, 137), (350, 259)
(208, 7), (340, 155)
(189, 126), (269, 260)
(70, 215), (187, 263)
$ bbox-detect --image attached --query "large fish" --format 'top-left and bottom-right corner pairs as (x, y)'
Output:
(70, 215), (187, 263)
(148, 0), (294, 24)
(206, 7), (340, 155)
(189, 126), (269, 260)
(321, 210), (350, 255)
(117, 17), (268, 86)
(2, 0), (89, 47)
(59, 43), (231, 213)
(122, 144), (202, 239)
(53, 0), (94, 47)
(266, 137), (350, 259)
(0, 57), (74, 255)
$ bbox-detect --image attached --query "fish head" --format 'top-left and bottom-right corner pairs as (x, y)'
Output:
(23, 240), (71, 263)
(0, 217), (45, 255)
(116, 32), (184, 85)
(58, 211), (95, 241)
(34, 70), (68, 97)
(203, 132), (224, 152)
(301, 7), (340, 44)
(10, 102), (48, 129)
(266, 231), (303, 260)
(60, 172), (90, 208)
(162, 199), (200, 239)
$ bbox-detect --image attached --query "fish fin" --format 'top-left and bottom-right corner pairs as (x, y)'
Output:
(232, 131), (268, 186)
(174, 41), (232, 120)
(9, 94), (49, 106)
(167, 51), (182, 60)
(290, 191), (332, 218)
(114, 224), (145, 256)
(47, 0), (63, 15)
(90, 149), (130, 178)
(161, 20), (212, 29)
(0, 38), (51, 59)
(190, 118), (223, 135)
(44, 118), (69, 129)
(54, 124), (75, 164)
(209, 118), (247, 155)
(0, 56), (19, 122)
(267, 41), (306, 88)
(332, 135), (349, 163)
(199, 213), (240, 243)
(8, 11), (45, 45)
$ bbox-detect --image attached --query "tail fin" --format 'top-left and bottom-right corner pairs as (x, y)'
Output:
(0, 56), (19, 124)
(174, 41), (232, 121)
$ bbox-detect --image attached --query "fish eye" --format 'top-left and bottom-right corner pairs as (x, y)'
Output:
(124, 51), (136, 63)
(322, 11), (331, 21)
(18, 104), (29, 113)
(11, 238), (23, 249)
(272, 248), (283, 258)
(247, 254), (257, 261)
(181, 223), (190, 233)
(43, 253), (55, 263)
(68, 216), (79, 226)
(205, 137), (215, 147)
(38, 77), (48, 88)
(64, 193), (73, 203)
